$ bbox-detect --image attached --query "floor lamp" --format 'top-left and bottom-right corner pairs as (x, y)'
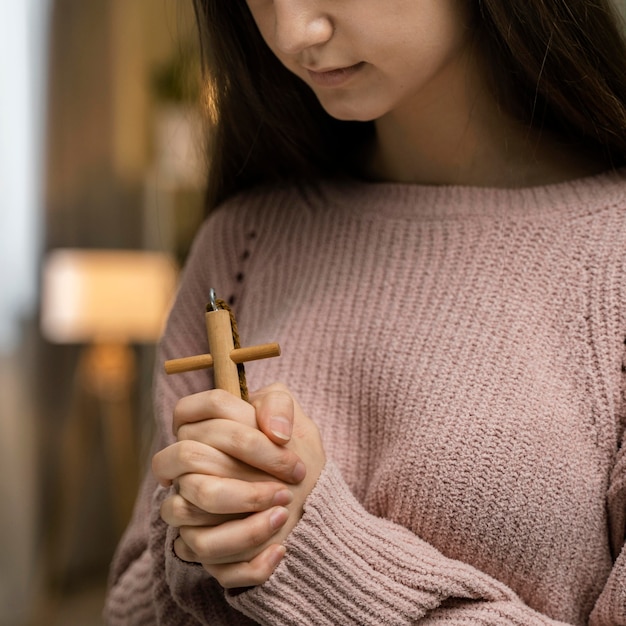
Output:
(40, 248), (178, 591)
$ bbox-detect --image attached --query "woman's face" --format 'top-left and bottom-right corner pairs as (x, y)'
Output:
(245, 0), (476, 122)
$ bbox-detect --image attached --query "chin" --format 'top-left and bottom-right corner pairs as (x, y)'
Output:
(310, 89), (388, 122)
(320, 101), (385, 123)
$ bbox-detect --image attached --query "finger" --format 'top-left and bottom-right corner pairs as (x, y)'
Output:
(173, 389), (256, 435)
(178, 506), (289, 565)
(161, 493), (248, 527)
(204, 544), (286, 589)
(173, 535), (200, 563)
(152, 439), (266, 486)
(177, 420), (306, 484)
(250, 384), (294, 445)
(176, 474), (293, 516)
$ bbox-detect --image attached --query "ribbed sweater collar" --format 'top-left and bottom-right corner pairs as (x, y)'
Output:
(316, 168), (626, 221)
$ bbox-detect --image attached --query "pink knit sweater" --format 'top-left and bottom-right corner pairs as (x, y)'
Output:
(105, 172), (626, 625)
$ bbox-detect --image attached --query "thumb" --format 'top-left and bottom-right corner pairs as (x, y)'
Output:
(250, 384), (294, 445)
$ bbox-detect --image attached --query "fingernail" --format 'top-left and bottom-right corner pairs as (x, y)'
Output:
(270, 416), (292, 441)
(270, 506), (289, 530)
(292, 461), (306, 483)
(272, 489), (293, 506)
(269, 545), (286, 568)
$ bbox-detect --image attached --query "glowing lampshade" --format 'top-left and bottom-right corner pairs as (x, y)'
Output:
(41, 249), (178, 344)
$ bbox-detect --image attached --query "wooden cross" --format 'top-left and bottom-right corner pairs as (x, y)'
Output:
(164, 289), (280, 399)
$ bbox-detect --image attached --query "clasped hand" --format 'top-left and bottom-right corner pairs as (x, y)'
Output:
(152, 383), (326, 588)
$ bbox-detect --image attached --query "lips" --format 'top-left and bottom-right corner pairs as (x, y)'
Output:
(306, 62), (365, 87)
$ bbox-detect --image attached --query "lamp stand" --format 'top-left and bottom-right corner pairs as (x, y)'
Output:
(46, 342), (139, 592)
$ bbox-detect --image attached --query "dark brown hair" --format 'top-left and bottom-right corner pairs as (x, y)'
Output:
(192, 0), (626, 210)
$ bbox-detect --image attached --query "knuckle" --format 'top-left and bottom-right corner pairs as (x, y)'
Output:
(267, 382), (289, 393)
(256, 384), (292, 405)
(251, 382), (290, 404)
(229, 426), (256, 452)
(170, 495), (190, 520)
(247, 522), (270, 548)
(244, 486), (271, 512)
(196, 477), (220, 509)
(175, 440), (201, 468)
(162, 495), (191, 526)
(266, 390), (294, 413)
(208, 387), (234, 409)
(268, 450), (298, 476)
(194, 538), (214, 559)
(177, 423), (192, 441)
(181, 528), (213, 560)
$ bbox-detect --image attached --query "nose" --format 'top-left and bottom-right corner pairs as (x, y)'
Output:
(273, 0), (334, 55)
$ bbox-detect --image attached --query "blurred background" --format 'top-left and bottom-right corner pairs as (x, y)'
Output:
(0, 1), (206, 624)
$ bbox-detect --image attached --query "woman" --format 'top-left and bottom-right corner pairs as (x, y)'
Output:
(105, 0), (626, 623)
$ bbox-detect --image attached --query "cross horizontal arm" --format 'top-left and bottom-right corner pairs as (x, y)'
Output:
(164, 342), (281, 375)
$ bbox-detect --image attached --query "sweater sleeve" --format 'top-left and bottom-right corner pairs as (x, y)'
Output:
(227, 461), (574, 625)
(106, 442), (624, 626)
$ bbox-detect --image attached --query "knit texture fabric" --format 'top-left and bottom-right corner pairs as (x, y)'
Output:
(105, 172), (626, 625)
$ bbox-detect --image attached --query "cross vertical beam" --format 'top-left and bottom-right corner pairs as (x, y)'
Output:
(205, 308), (242, 397)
